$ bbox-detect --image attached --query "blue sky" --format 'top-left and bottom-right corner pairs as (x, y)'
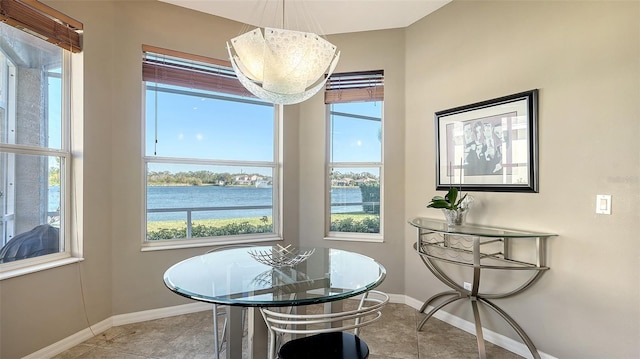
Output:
(331, 101), (382, 163)
(146, 89), (274, 162)
(145, 86), (382, 176)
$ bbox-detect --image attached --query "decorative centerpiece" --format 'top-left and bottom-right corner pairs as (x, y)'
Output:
(248, 244), (315, 268)
(427, 187), (473, 226)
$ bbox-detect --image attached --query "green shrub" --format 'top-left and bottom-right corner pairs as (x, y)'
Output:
(330, 216), (380, 233)
(147, 221), (273, 240)
(358, 183), (380, 214)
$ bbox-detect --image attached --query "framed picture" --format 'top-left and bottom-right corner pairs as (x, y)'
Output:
(435, 89), (539, 192)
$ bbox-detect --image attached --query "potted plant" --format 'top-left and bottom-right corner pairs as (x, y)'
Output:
(427, 187), (472, 226)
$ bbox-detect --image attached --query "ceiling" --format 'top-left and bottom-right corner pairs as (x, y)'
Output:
(158, 0), (451, 35)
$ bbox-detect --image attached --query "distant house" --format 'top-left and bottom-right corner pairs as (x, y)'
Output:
(234, 175), (254, 185)
(332, 177), (353, 186)
(354, 178), (379, 186)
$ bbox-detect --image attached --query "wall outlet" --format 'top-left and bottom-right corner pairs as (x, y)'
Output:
(463, 282), (472, 291)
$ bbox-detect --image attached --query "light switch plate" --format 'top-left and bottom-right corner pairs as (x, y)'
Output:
(596, 195), (611, 214)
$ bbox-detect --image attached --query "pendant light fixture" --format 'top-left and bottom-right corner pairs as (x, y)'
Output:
(227, 0), (340, 105)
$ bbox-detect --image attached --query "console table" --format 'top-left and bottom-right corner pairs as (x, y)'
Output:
(409, 217), (556, 359)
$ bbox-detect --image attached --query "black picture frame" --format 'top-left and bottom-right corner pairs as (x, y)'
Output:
(435, 89), (539, 193)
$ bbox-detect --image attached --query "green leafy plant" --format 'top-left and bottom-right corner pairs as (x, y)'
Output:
(330, 216), (380, 233)
(147, 221), (272, 240)
(358, 183), (380, 214)
(427, 187), (468, 211)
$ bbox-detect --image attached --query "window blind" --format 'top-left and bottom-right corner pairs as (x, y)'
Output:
(325, 70), (384, 104)
(142, 45), (254, 98)
(0, 0), (82, 52)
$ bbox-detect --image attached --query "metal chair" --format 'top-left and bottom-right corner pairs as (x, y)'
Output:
(205, 244), (255, 359)
(260, 290), (389, 359)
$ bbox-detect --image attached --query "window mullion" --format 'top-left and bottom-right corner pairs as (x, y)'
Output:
(330, 162), (382, 168)
(0, 143), (68, 157)
(145, 156), (276, 169)
(330, 111), (381, 122)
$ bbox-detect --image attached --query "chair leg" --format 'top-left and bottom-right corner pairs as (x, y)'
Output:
(212, 304), (221, 359)
(269, 329), (277, 359)
(354, 291), (370, 336)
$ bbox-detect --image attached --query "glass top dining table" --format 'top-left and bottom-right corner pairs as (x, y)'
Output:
(163, 245), (387, 359)
(164, 246), (386, 306)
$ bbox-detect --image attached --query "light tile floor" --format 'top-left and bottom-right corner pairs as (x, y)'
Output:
(53, 303), (523, 359)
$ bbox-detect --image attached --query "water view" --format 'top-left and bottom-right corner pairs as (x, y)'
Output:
(147, 186), (363, 222)
(49, 185), (365, 222)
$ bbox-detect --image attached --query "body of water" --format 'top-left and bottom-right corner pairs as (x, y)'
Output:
(146, 186), (363, 222)
(49, 185), (364, 222)
(49, 186), (60, 212)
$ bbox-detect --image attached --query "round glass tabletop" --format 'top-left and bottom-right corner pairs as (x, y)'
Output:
(163, 246), (387, 307)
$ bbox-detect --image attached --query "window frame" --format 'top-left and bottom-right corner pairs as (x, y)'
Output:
(324, 101), (384, 243)
(0, 47), (81, 281)
(141, 47), (282, 251)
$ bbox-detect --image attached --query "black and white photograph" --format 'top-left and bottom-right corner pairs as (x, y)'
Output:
(435, 90), (539, 192)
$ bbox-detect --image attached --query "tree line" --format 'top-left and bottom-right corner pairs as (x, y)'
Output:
(147, 170), (379, 186)
(49, 168), (379, 187)
(331, 171), (379, 181)
(147, 170), (262, 186)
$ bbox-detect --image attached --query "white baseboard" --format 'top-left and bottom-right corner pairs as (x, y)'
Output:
(22, 302), (211, 359)
(111, 302), (212, 326)
(22, 318), (112, 359)
(24, 294), (556, 359)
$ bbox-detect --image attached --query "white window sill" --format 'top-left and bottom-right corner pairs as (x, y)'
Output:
(141, 234), (283, 252)
(0, 255), (83, 281)
(324, 233), (384, 243)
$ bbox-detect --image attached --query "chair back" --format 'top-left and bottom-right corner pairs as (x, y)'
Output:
(260, 290), (389, 359)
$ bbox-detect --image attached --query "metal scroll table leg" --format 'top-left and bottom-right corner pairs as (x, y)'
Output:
(418, 293), (465, 331)
(419, 290), (459, 314)
(478, 297), (541, 359)
(471, 298), (486, 359)
(414, 243), (462, 291)
(414, 242), (469, 331)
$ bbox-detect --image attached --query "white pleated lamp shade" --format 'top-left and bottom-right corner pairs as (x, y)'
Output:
(228, 27), (340, 105)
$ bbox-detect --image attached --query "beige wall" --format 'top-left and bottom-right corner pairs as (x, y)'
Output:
(0, 1), (290, 358)
(405, 1), (640, 358)
(297, 28), (407, 295)
(0, 1), (117, 358)
(0, 0), (638, 358)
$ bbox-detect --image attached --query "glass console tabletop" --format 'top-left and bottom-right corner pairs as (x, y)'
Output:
(163, 246), (387, 307)
(409, 217), (556, 238)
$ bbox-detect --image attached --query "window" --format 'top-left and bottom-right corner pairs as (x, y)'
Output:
(325, 71), (384, 241)
(142, 46), (279, 249)
(0, 0), (82, 277)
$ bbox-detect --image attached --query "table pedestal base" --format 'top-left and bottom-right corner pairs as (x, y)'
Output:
(418, 291), (541, 359)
